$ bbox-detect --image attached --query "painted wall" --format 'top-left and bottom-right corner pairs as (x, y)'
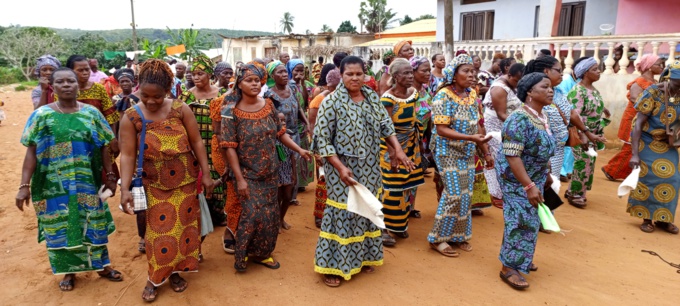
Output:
(438, 0), (619, 41)
(615, 0), (680, 35)
(563, 0), (619, 36)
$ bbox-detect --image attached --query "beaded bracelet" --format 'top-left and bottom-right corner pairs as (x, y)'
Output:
(19, 184), (30, 190)
(523, 182), (536, 191)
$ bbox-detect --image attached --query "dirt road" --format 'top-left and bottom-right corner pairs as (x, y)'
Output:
(0, 88), (678, 305)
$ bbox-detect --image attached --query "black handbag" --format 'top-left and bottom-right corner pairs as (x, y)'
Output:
(543, 186), (564, 211)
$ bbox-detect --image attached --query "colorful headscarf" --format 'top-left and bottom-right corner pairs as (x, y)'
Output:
(224, 62), (267, 103)
(393, 40), (412, 57)
(326, 69), (341, 87)
(409, 56), (429, 70)
(35, 54), (61, 76)
(438, 54), (473, 92)
(455, 50), (469, 56)
(214, 61), (232, 76)
(191, 54), (214, 74)
(383, 50), (395, 62)
(636, 54), (660, 73)
(114, 68), (135, 82)
(286, 59), (304, 79)
(573, 57), (598, 79)
(661, 60), (680, 81)
(266, 60), (284, 87)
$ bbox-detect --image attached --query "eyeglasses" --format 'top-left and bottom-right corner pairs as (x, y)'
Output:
(550, 68), (562, 74)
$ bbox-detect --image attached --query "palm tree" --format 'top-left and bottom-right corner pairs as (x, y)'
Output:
(280, 12), (295, 34)
(320, 24), (334, 33)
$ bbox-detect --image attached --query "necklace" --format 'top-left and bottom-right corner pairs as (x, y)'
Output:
(55, 101), (81, 114)
(524, 105), (552, 136)
(668, 83), (680, 103)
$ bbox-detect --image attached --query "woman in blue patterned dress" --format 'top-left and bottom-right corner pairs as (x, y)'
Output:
(313, 56), (415, 287)
(16, 68), (122, 291)
(628, 61), (680, 234)
(496, 73), (556, 290)
(428, 54), (493, 257)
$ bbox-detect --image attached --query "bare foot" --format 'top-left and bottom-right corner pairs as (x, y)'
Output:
(281, 220), (292, 230)
(142, 281), (157, 302)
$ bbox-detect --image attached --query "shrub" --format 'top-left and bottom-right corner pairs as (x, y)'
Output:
(14, 84), (29, 91)
(0, 67), (26, 85)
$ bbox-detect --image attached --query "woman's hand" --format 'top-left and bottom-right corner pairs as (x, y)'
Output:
(470, 134), (492, 145)
(586, 131), (607, 144)
(120, 190), (135, 215)
(603, 108), (611, 118)
(39, 77), (50, 90)
(526, 186), (543, 208)
(314, 154), (323, 165)
(236, 178), (250, 200)
(338, 165), (356, 186)
(629, 154), (640, 169)
(297, 149), (313, 161)
(104, 180), (118, 196)
(15, 188), (31, 211)
(484, 154), (494, 169)
(390, 150), (416, 172)
(202, 173), (215, 198)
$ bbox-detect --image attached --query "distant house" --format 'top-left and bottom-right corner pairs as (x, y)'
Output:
(220, 33), (373, 64)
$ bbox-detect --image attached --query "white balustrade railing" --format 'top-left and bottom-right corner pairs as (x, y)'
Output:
(451, 33), (680, 76)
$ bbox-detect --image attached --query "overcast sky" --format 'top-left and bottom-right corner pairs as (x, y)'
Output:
(3, 0), (437, 33)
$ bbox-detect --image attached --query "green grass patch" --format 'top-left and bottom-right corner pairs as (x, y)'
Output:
(20, 81), (38, 87)
(14, 85), (29, 91)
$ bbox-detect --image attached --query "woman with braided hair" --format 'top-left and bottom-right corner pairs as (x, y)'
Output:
(119, 59), (214, 302)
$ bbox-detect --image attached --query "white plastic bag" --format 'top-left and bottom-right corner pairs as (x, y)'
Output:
(550, 174), (561, 195)
(346, 179), (386, 229)
(618, 167), (641, 198)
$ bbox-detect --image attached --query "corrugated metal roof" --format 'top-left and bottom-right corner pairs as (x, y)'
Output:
(377, 19), (437, 36)
(356, 36), (437, 47)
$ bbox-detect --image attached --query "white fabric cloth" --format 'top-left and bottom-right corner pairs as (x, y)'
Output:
(347, 180), (386, 229)
(618, 167), (641, 197)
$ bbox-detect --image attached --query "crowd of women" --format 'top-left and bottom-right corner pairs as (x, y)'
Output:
(14, 40), (680, 300)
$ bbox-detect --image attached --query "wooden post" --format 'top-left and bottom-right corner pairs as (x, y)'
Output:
(444, 0), (454, 62)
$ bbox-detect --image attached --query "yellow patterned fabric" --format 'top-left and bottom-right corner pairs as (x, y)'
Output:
(126, 101), (200, 286)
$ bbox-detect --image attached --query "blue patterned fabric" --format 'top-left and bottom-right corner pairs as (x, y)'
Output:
(496, 108), (556, 274)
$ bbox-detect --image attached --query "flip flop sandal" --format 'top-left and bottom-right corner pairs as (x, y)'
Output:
(654, 221), (679, 234)
(567, 196), (587, 209)
(59, 278), (75, 291)
(252, 257), (281, 270)
(640, 222), (655, 233)
(99, 269), (123, 282)
(601, 167), (617, 181)
(392, 231), (409, 239)
(198, 253), (204, 263)
(138, 240), (146, 254)
(362, 266), (376, 274)
(499, 270), (529, 290)
(409, 210), (422, 218)
(454, 242), (473, 252)
(471, 209), (484, 216)
(430, 242), (459, 257)
(382, 232), (396, 247)
(170, 276), (188, 293)
(323, 275), (341, 287)
(142, 285), (157, 302)
(222, 237), (235, 254)
(530, 264), (538, 272)
(314, 217), (322, 229)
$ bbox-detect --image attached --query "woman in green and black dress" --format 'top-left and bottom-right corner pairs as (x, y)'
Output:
(179, 54), (226, 228)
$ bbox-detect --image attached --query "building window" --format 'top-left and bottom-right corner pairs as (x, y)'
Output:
(533, 6), (540, 38)
(251, 47), (257, 60)
(232, 47), (242, 62)
(460, 11), (494, 41)
(557, 2), (585, 36)
(461, 0), (495, 4)
(265, 47), (277, 59)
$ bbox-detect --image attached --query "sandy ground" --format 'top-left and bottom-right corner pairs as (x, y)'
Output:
(0, 87), (679, 306)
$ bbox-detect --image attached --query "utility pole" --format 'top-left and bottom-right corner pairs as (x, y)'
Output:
(444, 0), (454, 62)
(130, 0), (139, 61)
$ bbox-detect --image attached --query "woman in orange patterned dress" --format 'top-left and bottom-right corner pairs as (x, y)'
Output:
(119, 59), (214, 302)
(602, 55), (665, 180)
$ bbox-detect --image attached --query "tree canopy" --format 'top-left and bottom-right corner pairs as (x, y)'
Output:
(337, 21), (357, 34)
(358, 0), (398, 33)
(280, 12), (295, 34)
(0, 26), (66, 81)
